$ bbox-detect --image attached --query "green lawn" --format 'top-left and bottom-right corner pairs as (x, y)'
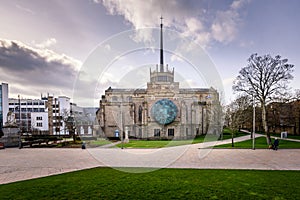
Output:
(115, 129), (250, 148)
(86, 139), (112, 147)
(287, 135), (300, 139)
(270, 133), (300, 140)
(116, 134), (220, 148)
(215, 136), (300, 149)
(1, 167), (300, 199)
(221, 128), (249, 140)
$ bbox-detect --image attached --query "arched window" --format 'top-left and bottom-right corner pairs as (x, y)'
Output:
(126, 96), (132, 102)
(138, 105), (143, 122)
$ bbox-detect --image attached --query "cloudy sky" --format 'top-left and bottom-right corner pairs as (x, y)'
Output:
(0, 0), (299, 106)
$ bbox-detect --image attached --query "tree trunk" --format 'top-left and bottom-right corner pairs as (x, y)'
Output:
(261, 101), (271, 144)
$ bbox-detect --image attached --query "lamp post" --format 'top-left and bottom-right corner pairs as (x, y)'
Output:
(191, 102), (194, 137)
(252, 96), (256, 150)
(66, 115), (75, 142)
(198, 101), (206, 135)
(120, 96), (124, 149)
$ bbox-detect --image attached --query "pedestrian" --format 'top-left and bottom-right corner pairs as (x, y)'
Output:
(273, 137), (279, 150)
(82, 142), (86, 149)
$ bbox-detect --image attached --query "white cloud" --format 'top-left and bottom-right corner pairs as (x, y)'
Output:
(0, 38), (82, 100)
(211, 0), (250, 44)
(185, 17), (204, 33)
(99, 72), (115, 84)
(15, 4), (35, 15)
(170, 54), (184, 62)
(223, 77), (235, 87)
(100, 0), (250, 47)
(35, 38), (57, 49)
(231, 0), (251, 10)
(104, 44), (111, 51)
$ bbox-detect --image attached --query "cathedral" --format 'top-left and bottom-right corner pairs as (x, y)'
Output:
(96, 20), (222, 140)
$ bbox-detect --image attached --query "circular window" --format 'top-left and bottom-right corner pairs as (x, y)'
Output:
(151, 99), (178, 125)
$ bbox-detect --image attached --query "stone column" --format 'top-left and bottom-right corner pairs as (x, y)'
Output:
(124, 126), (129, 143)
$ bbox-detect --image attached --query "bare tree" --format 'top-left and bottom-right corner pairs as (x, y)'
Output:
(61, 108), (76, 142)
(224, 106), (236, 147)
(289, 89), (300, 101)
(233, 53), (294, 144)
(226, 95), (252, 132)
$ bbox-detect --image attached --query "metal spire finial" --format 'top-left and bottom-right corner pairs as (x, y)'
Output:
(160, 16), (164, 72)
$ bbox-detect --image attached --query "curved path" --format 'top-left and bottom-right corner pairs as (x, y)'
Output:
(1, 134), (300, 184)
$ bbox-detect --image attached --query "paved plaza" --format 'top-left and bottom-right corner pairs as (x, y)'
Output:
(1, 135), (300, 184)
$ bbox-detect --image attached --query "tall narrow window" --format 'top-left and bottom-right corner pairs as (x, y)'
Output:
(168, 129), (174, 137)
(154, 129), (160, 137)
(138, 105), (143, 122)
(186, 128), (189, 136)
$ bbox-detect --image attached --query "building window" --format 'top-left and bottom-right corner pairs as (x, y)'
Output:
(157, 76), (167, 82)
(36, 116), (42, 120)
(53, 116), (62, 120)
(36, 122), (43, 127)
(126, 96), (132, 102)
(154, 129), (160, 137)
(138, 105), (143, 122)
(53, 122), (63, 127)
(168, 129), (174, 137)
(112, 96), (118, 102)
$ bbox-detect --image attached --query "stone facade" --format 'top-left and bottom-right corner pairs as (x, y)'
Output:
(96, 66), (222, 139)
(96, 20), (222, 140)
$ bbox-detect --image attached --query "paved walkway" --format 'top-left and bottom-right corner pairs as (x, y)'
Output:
(1, 135), (300, 184)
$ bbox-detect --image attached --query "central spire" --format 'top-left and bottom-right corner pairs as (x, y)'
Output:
(160, 16), (164, 72)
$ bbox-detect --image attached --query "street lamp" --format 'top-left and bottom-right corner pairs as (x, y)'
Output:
(198, 101), (207, 135)
(119, 96), (124, 149)
(66, 115), (76, 142)
(252, 96), (256, 150)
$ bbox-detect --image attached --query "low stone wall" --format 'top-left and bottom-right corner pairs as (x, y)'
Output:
(0, 127), (20, 147)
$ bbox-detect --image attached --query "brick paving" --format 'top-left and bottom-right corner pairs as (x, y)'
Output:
(1, 135), (300, 184)
(0, 149), (101, 184)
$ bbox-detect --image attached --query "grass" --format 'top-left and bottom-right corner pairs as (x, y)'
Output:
(115, 128), (250, 148)
(215, 136), (300, 149)
(1, 167), (300, 199)
(86, 139), (111, 147)
(116, 134), (219, 148)
(270, 133), (300, 140)
(221, 128), (249, 140)
(54, 128), (298, 149)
